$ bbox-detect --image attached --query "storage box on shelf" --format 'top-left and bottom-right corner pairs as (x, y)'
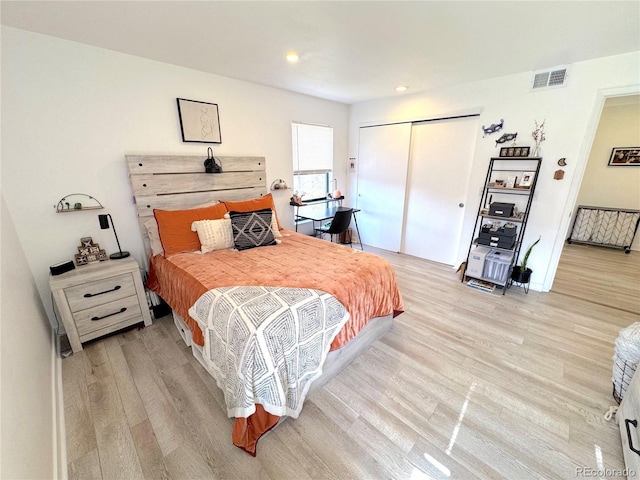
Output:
(478, 224), (517, 249)
(483, 250), (514, 284)
(462, 156), (542, 294)
(488, 202), (515, 217)
(467, 246), (492, 277)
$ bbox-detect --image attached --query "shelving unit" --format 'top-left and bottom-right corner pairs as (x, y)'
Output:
(55, 193), (104, 213)
(462, 156), (542, 294)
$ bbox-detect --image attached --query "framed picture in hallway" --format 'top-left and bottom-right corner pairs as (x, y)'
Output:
(608, 147), (640, 166)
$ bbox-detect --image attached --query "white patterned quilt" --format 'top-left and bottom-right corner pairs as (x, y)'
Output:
(188, 286), (350, 418)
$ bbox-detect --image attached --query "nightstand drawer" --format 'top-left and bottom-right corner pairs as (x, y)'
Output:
(75, 295), (142, 340)
(65, 273), (135, 312)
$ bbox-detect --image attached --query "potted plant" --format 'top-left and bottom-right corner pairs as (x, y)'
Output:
(511, 236), (541, 284)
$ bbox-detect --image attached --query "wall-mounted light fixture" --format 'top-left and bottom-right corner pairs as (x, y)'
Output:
(270, 179), (289, 190)
(98, 214), (130, 259)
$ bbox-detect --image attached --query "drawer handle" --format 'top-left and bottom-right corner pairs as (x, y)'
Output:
(625, 419), (640, 456)
(91, 307), (127, 321)
(84, 285), (121, 298)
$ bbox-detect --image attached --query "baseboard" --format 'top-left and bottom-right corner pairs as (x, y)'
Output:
(52, 332), (68, 479)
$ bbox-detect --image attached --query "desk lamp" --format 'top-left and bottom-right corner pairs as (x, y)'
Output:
(98, 214), (130, 259)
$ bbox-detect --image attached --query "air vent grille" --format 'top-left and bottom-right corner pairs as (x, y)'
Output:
(531, 66), (569, 90)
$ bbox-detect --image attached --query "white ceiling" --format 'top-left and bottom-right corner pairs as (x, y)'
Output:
(2, 1), (639, 104)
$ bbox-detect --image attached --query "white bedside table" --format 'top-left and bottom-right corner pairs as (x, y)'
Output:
(49, 256), (152, 353)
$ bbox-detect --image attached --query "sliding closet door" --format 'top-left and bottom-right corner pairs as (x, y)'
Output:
(402, 116), (478, 265)
(356, 123), (411, 251)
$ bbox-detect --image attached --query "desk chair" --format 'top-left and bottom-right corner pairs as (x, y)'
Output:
(314, 208), (353, 246)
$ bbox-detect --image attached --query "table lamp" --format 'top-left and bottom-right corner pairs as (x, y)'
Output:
(98, 214), (130, 259)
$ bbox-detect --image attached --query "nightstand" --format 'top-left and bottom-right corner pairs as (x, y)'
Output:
(49, 256), (152, 353)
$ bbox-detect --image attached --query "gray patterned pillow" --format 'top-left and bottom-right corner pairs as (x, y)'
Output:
(229, 208), (278, 250)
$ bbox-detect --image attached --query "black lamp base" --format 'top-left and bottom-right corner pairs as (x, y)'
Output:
(109, 251), (130, 260)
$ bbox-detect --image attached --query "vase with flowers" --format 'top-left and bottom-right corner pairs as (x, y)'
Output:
(532, 119), (546, 157)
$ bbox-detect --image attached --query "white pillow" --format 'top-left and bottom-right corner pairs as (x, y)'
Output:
(191, 218), (234, 253)
(144, 217), (164, 256)
(270, 210), (282, 238)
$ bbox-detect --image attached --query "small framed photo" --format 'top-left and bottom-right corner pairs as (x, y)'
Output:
(501, 146), (531, 157)
(176, 98), (222, 144)
(506, 175), (517, 188)
(519, 171), (536, 188)
(608, 147), (640, 166)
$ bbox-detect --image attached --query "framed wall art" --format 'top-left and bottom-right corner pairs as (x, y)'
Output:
(608, 147), (640, 166)
(518, 171), (536, 188)
(176, 98), (222, 144)
(499, 146), (530, 157)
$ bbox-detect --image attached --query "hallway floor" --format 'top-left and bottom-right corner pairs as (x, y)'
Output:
(552, 242), (640, 315)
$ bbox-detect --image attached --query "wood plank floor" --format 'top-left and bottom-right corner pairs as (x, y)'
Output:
(552, 242), (640, 315)
(62, 246), (639, 479)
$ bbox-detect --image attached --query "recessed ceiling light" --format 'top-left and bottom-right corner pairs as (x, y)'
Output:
(286, 52), (299, 63)
(395, 85), (409, 92)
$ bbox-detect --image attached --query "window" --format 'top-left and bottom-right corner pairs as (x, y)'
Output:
(292, 123), (333, 201)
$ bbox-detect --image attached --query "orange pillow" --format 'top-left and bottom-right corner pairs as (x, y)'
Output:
(154, 203), (228, 256)
(220, 193), (282, 230)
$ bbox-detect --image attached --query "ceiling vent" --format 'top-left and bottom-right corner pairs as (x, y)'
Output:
(531, 66), (569, 91)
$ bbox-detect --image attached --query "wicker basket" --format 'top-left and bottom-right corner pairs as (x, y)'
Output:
(612, 322), (640, 404)
(612, 355), (637, 404)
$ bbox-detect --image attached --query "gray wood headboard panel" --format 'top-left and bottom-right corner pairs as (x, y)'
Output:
(126, 155), (267, 257)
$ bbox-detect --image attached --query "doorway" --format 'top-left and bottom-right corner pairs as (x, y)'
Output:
(551, 94), (640, 314)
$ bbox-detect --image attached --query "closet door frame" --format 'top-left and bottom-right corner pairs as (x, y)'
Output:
(356, 112), (479, 257)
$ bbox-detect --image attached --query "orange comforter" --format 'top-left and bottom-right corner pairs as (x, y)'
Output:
(146, 230), (403, 454)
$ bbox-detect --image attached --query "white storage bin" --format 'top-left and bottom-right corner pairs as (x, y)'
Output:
(467, 246), (492, 277)
(483, 250), (514, 283)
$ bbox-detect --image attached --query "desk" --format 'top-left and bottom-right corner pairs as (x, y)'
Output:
(295, 205), (362, 250)
(292, 196), (343, 231)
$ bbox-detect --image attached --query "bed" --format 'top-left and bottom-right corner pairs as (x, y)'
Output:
(127, 154), (404, 455)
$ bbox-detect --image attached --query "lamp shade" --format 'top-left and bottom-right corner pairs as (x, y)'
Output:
(98, 214), (110, 229)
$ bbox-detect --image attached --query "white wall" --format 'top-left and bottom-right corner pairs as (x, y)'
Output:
(1, 195), (59, 479)
(1, 27), (348, 329)
(575, 99), (640, 251)
(348, 52), (640, 291)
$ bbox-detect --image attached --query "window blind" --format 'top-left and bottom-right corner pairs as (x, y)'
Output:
(292, 123), (333, 173)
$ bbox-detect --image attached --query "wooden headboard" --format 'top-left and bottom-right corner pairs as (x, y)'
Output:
(126, 155), (267, 257)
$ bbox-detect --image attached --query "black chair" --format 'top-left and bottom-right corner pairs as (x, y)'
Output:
(314, 207), (353, 246)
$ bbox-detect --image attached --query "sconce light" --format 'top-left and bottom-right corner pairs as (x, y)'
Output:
(270, 178), (289, 190)
(98, 214), (130, 259)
